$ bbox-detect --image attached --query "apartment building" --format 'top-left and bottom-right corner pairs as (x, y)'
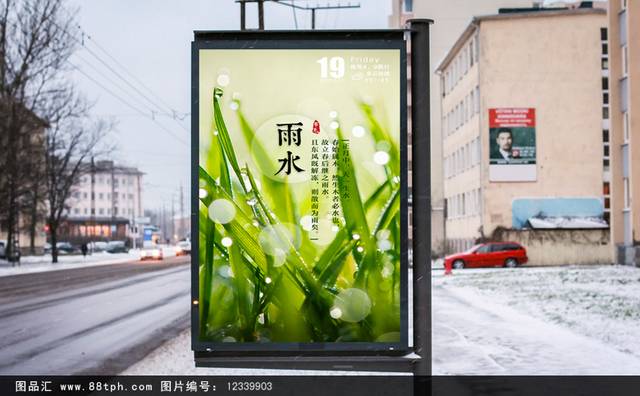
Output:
(389, 0), (533, 255)
(609, 0), (640, 265)
(436, 6), (610, 264)
(60, 161), (144, 242)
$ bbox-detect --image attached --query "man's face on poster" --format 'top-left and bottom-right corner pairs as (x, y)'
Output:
(496, 131), (513, 152)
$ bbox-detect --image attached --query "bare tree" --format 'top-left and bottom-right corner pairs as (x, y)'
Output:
(44, 112), (112, 263)
(0, 0), (90, 261)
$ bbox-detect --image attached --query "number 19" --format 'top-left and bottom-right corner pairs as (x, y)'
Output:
(317, 57), (345, 79)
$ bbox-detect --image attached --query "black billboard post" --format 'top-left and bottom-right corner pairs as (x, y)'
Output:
(191, 24), (432, 380)
(408, 19), (433, 379)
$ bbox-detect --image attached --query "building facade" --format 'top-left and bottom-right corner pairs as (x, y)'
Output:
(389, 0), (534, 256)
(437, 7), (611, 265)
(60, 161), (144, 244)
(609, 0), (640, 265)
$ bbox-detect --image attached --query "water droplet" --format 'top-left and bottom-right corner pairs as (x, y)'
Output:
(377, 239), (393, 252)
(332, 288), (372, 323)
(218, 264), (233, 277)
(356, 246), (364, 253)
(246, 198), (258, 206)
(229, 101), (239, 111)
(330, 307), (342, 319)
(232, 92), (241, 100)
(376, 229), (391, 241)
(331, 225), (340, 233)
(330, 121), (339, 130)
(376, 140), (391, 152)
(258, 313), (265, 324)
(198, 189), (208, 199)
(351, 125), (366, 138)
(221, 237), (233, 247)
(352, 233), (361, 240)
(265, 277), (272, 284)
(208, 199), (236, 224)
(217, 74), (230, 87)
(329, 110), (338, 119)
(373, 151), (390, 165)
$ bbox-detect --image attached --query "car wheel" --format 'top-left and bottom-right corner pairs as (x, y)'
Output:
(453, 260), (465, 269)
(505, 258), (518, 268)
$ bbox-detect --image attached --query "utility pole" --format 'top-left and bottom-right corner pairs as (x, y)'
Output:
(236, 1), (360, 30)
(180, 183), (185, 241)
(171, 194), (175, 244)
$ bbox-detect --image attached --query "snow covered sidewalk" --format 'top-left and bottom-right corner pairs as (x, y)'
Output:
(0, 246), (176, 278)
(433, 265), (640, 375)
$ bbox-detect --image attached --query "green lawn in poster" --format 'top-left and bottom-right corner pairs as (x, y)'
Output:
(197, 49), (401, 344)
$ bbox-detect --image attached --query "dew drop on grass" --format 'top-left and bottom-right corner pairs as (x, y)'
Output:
(329, 110), (338, 119)
(246, 198), (258, 206)
(221, 237), (233, 247)
(330, 307), (342, 319)
(198, 189), (208, 199)
(229, 101), (239, 111)
(373, 151), (390, 165)
(216, 74), (230, 87)
(377, 239), (393, 252)
(208, 199), (236, 224)
(352, 233), (361, 240)
(265, 277), (272, 284)
(330, 121), (339, 130)
(351, 125), (366, 138)
(356, 246), (364, 253)
(376, 229), (391, 241)
(332, 288), (372, 323)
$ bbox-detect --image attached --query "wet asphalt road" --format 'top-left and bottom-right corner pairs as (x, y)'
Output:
(0, 256), (191, 374)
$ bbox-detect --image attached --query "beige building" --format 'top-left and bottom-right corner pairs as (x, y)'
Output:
(389, 0), (534, 256)
(436, 6), (611, 265)
(609, 0), (640, 265)
(60, 161), (144, 243)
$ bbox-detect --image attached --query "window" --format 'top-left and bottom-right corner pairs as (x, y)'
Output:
(600, 27), (607, 41)
(603, 92), (609, 105)
(604, 197), (611, 210)
(474, 86), (480, 113)
(84, 208), (88, 215)
(474, 34), (479, 62)
(622, 0), (627, 10)
(602, 77), (608, 90)
(604, 145), (610, 157)
(601, 43), (608, 55)
(74, 208), (80, 214)
(83, 192), (88, 199)
(477, 245), (490, 253)
(99, 208), (104, 215)
(469, 42), (474, 67)
(603, 129), (609, 143)
(403, 0), (413, 13)
(601, 58), (608, 70)
(623, 112), (630, 142)
(603, 107), (609, 119)
(99, 193), (104, 200)
(603, 182), (610, 195)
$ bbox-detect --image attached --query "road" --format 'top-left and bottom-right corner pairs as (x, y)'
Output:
(0, 256), (191, 375)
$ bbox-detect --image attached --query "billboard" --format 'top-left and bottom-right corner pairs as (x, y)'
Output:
(193, 35), (407, 352)
(489, 108), (536, 182)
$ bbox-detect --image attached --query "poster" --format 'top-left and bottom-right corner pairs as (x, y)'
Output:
(489, 108), (536, 182)
(194, 42), (406, 350)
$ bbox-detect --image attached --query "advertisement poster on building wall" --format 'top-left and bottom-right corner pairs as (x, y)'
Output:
(489, 108), (537, 182)
(194, 42), (407, 351)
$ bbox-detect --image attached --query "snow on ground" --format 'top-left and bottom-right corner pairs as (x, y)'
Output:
(433, 265), (640, 375)
(0, 246), (176, 277)
(122, 328), (410, 376)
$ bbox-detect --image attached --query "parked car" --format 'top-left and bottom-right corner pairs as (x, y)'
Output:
(44, 242), (76, 254)
(140, 245), (163, 261)
(89, 241), (108, 252)
(444, 242), (528, 269)
(105, 241), (128, 254)
(175, 241), (191, 256)
(0, 240), (20, 262)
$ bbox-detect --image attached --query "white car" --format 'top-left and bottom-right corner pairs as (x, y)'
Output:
(175, 241), (191, 256)
(140, 245), (163, 261)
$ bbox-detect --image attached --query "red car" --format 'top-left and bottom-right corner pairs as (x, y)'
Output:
(444, 242), (528, 269)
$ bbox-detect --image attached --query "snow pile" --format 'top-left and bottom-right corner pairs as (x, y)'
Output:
(0, 246), (176, 277)
(433, 265), (640, 374)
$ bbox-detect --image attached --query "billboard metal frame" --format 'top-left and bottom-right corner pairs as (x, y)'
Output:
(191, 22), (431, 374)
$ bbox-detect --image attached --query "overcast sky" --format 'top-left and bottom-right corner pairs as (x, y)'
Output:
(67, 0), (391, 213)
